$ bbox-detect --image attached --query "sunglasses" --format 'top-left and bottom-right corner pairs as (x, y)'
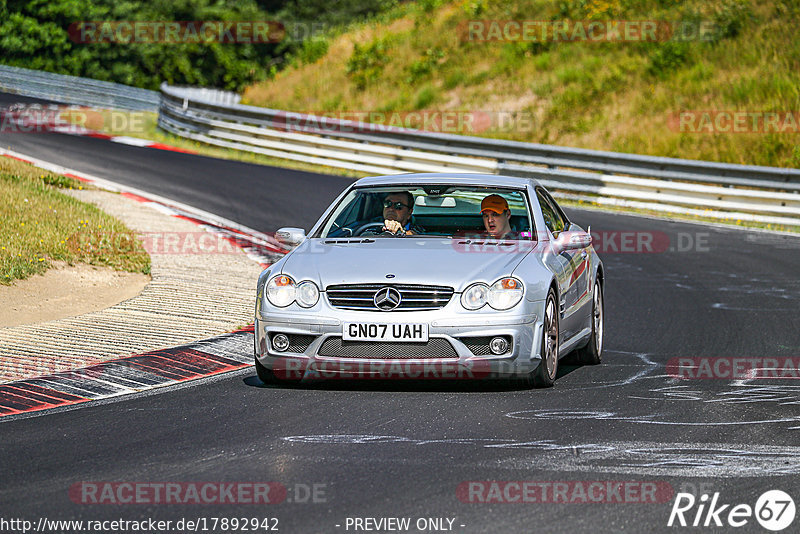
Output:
(383, 200), (409, 210)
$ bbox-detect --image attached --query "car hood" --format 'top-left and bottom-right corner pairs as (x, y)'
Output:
(280, 238), (538, 292)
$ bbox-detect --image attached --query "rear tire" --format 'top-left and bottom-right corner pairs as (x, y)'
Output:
(576, 281), (603, 365)
(532, 289), (559, 388)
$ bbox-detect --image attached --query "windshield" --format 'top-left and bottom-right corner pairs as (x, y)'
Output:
(314, 185), (534, 240)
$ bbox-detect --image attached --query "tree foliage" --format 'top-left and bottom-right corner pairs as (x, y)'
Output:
(1, 0), (279, 90)
(1, 0), (401, 91)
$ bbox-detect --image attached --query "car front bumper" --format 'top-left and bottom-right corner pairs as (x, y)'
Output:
(255, 298), (546, 381)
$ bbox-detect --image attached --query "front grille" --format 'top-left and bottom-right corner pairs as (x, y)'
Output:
(459, 336), (512, 356)
(326, 284), (454, 311)
(317, 337), (458, 359)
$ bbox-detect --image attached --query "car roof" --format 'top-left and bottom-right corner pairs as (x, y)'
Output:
(354, 173), (541, 189)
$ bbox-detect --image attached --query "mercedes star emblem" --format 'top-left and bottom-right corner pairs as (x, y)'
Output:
(374, 287), (402, 311)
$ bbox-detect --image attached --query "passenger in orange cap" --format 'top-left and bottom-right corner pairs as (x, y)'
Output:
(480, 194), (516, 239)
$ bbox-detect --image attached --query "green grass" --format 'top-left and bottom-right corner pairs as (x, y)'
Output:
(240, 0), (800, 168)
(0, 157), (150, 285)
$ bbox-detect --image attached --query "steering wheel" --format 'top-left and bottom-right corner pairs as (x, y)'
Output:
(353, 221), (395, 236)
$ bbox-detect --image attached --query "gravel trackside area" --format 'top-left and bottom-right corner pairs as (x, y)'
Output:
(0, 189), (263, 382)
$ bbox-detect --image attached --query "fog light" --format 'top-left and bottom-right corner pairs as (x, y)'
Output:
(489, 337), (509, 355)
(272, 334), (290, 352)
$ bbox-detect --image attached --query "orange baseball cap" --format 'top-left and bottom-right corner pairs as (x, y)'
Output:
(480, 194), (509, 214)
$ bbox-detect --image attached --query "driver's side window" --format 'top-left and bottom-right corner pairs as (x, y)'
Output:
(331, 196), (363, 231)
(536, 189), (565, 236)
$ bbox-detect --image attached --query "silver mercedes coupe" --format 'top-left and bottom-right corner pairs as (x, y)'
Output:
(254, 173), (604, 387)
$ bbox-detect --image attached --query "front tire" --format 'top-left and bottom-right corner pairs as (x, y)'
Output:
(532, 289), (559, 388)
(255, 356), (304, 386)
(576, 281), (603, 365)
(254, 356), (278, 384)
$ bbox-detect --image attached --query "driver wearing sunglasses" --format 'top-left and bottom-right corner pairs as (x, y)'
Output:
(381, 192), (423, 235)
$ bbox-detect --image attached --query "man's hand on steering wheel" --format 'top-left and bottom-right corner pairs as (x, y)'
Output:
(383, 219), (405, 235)
(352, 221), (402, 236)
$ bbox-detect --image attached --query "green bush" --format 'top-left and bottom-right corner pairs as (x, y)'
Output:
(277, 0), (399, 29)
(791, 145), (800, 168)
(405, 47), (445, 84)
(710, 0), (754, 42)
(296, 37), (329, 65)
(0, 0), (401, 91)
(467, 70), (490, 85)
(443, 69), (467, 89)
(346, 38), (390, 89)
(492, 40), (552, 76)
(413, 85), (437, 109)
(0, 0), (278, 91)
(418, 0), (443, 14)
(648, 41), (694, 78)
(463, 0), (487, 17)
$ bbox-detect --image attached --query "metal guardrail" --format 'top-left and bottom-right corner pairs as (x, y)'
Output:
(165, 86), (241, 107)
(0, 65), (160, 112)
(159, 83), (800, 226)
(1, 66), (797, 225)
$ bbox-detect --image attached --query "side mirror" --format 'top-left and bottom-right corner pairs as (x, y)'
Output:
(275, 227), (306, 247)
(557, 230), (592, 250)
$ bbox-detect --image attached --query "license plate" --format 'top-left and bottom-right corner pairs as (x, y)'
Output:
(343, 323), (429, 342)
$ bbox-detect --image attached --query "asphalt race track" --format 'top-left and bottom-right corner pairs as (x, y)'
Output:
(0, 92), (353, 232)
(2, 92), (800, 533)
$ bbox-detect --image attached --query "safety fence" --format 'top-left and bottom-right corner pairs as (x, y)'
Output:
(2, 67), (797, 226)
(158, 84), (800, 227)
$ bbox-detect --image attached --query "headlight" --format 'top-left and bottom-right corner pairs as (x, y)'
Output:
(461, 283), (489, 310)
(296, 281), (320, 308)
(266, 275), (296, 307)
(488, 277), (524, 310)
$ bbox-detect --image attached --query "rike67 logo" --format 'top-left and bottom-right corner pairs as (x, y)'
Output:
(668, 490), (795, 531)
